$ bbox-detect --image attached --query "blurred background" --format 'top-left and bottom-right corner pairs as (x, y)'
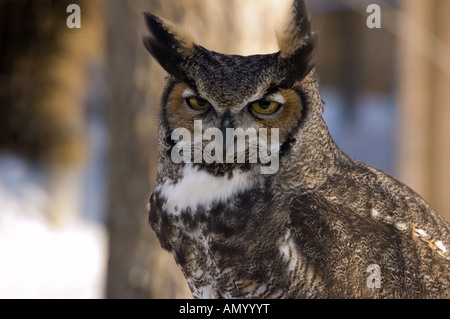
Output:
(0, 0), (449, 298)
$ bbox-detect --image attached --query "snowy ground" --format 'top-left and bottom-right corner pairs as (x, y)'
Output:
(0, 155), (108, 299)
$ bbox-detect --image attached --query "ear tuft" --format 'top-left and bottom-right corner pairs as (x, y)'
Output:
(276, 0), (318, 86)
(143, 13), (196, 77)
(276, 0), (314, 57)
(278, 33), (318, 87)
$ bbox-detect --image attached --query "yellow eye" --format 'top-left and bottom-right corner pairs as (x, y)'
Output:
(250, 101), (281, 116)
(186, 97), (211, 111)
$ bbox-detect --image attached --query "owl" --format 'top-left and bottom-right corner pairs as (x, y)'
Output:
(144, 0), (450, 298)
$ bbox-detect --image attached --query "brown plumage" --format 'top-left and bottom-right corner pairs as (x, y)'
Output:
(144, 0), (450, 298)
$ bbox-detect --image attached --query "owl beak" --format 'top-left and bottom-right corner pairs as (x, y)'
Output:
(221, 113), (232, 155)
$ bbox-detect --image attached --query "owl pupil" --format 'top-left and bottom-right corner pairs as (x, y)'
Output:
(196, 98), (208, 107)
(259, 101), (271, 109)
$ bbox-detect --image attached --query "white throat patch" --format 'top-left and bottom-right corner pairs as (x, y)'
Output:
(157, 165), (257, 216)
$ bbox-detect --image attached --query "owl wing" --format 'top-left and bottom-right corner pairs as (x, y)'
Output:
(286, 160), (450, 298)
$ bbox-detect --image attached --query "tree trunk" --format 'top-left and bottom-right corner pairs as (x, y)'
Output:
(397, 0), (450, 222)
(104, 0), (191, 299)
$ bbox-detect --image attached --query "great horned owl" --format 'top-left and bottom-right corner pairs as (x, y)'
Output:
(144, 0), (450, 298)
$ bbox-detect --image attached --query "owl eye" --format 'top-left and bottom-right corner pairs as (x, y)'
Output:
(186, 97), (211, 111)
(250, 100), (282, 116)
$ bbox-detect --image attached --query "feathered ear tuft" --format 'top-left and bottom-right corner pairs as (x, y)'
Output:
(277, 0), (313, 57)
(143, 13), (196, 78)
(276, 0), (318, 87)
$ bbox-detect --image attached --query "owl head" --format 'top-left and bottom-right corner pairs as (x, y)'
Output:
(144, 0), (320, 177)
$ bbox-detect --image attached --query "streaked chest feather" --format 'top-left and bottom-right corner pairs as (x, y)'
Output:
(150, 165), (299, 298)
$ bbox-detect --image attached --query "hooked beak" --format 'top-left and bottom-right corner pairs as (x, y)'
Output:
(221, 112), (232, 155)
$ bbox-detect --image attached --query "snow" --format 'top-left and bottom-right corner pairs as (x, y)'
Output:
(0, 154), (108, 299)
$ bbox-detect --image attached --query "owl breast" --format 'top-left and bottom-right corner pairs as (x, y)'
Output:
(149, 164), (322, 298)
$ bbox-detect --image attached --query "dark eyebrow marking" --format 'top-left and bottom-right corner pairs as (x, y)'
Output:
(263, 84), (281, 97)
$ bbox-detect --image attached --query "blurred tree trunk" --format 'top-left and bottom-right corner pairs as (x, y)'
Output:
(104, 0), (191, 299)
(0, 0), (102, 226)
(397, 0), (450, 222)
